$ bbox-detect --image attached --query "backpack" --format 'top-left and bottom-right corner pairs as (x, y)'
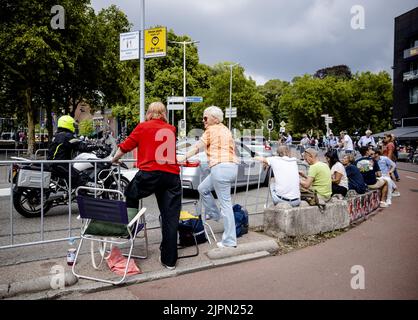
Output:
(178, 217), (207, 247)
(233, 204), (249, 237)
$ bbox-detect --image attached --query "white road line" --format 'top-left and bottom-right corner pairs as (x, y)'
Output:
(0, 188), (11, 197)
(406, 176), (418, 180)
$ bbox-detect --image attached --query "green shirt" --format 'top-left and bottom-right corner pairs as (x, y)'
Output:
(308, 161), (332, 198)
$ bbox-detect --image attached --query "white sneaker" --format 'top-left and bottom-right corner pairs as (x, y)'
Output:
(392, 191), (400, 197)
(380, 201), (389, 208)
(159, 257), (176, 270)
(216, 242), (236, 248)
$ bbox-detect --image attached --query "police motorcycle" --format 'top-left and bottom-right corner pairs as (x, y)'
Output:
(11, 133), (129, 218)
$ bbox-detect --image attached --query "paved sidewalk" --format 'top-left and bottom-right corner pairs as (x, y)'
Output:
(0, 221), (278, 300)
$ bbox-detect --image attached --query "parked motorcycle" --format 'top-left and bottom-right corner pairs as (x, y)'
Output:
(11, 134), (129, 218)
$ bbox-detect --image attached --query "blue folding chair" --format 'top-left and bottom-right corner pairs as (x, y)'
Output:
(72, 186), (148, 285)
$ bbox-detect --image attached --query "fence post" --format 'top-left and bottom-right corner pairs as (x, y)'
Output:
(9, 164), (14, 245)
(40, 162), (44, 241)
(68, 162), (72, 239)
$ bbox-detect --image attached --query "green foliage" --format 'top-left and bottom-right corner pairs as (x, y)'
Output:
(277, 71), (393, 136)
(190, 62), (266, 130)
(78, 119), (94, 137)
(0, 1), (394, 149)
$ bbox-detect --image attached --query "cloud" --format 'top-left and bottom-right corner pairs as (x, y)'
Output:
(91, 0), (418, 84)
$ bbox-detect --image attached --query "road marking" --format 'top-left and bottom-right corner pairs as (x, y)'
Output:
(406, 176), (418, 180)
(0, 188), (11, 197)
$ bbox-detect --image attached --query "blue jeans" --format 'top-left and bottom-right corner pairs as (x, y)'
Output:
(270, 184), (301, 207)
(198, 163), (238, 247)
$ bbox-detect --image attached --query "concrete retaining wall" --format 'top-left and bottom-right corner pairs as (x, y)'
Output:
(264, 199), (350, 237)
(263, 190), (380, 237)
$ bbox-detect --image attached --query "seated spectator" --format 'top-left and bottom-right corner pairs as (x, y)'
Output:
(255, 145), (300, 207)
(372, 149), (400, 200)
(355, 146), (389, 208)
(341, 154), (367, 194)
(299, 148), (332, 202)
(325, 150), (348, 197)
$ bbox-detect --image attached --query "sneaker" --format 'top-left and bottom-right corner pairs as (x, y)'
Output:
(159, 257), (176, 270)
(392, 191), (401, 197)
(216, 242), (236, 248)
(379, 201), (389, 208)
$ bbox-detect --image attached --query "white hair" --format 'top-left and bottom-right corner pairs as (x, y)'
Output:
(203, 106), (223, 123)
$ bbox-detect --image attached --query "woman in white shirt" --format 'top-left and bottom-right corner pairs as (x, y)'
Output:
(325, 150), (348, 197)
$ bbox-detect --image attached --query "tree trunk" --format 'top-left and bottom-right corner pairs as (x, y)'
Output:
(45, 99), (54, 143)
(24, 87), (35, 156)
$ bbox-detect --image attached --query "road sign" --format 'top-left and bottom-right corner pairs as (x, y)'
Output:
(280, 127), (286, 133)
(185, 96), (203, 103)
(225, 108), (237, 118)
(267, 119), (274, 131)
(280, 121), (286, 127)
(120, 31), (139, 61)
(167, 104), (184, 111)
(168, 96), (184, 103)
(144, 27), (167, 58)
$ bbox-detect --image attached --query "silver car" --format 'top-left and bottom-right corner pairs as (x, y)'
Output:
(176, 138), (270, 191)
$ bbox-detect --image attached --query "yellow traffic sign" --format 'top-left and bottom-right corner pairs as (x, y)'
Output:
(144, 27), (167, 58)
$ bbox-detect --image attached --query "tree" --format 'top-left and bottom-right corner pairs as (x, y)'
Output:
(314, 65), (352, 80)
(258, 79), (290, 135)
(278, 71), (392, 136)
(0, 1), (133, 154)
(190, 62), (266, 131)
(78, 119), (94, 137)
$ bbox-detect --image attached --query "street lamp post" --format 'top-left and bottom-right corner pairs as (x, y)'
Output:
(139, 0), (145, 123)
(227, 63), (239, 130)
(169, 40), (199, 134)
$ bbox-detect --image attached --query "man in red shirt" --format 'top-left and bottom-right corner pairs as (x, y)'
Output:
(111, 102), (181, 270)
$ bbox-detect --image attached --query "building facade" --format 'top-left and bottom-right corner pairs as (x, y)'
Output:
(393, 7), (418, 127)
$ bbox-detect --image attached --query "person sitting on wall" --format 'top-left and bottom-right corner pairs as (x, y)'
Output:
(324, 149), (348, 197)
(341, 154), (367, 195)
(299, 148), (332, 203)
(354, 146), (389, 208)
(255, 145), (301, 207)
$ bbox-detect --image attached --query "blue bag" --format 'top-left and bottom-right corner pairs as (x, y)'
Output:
(233, 204), (249, 237)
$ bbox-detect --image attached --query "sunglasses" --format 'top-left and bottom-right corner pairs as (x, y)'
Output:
(203, 116), (208, 122)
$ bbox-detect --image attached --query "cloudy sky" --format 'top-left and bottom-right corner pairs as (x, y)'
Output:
(91, 0), (417, 84)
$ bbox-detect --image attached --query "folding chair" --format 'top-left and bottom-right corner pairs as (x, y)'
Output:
(72, 186), (148, 285)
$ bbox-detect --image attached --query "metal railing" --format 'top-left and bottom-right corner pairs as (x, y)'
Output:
(0, 156), (309, 251)
(0, 148), (48, 160)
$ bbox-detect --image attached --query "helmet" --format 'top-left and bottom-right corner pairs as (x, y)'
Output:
(57, 115), (76, 133)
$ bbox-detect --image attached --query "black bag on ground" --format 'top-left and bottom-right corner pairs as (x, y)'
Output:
(178, 217), (207, 247)
(233, 204), (249, 237)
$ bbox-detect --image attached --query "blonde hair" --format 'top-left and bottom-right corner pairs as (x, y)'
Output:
(146, 102), (168, 122)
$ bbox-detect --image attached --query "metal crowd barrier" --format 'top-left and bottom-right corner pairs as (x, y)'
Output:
(0, 156), (308, 251)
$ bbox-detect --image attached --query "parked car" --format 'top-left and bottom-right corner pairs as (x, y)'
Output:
(120, 138), (271, 191)
(240, 136), (273, 158)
